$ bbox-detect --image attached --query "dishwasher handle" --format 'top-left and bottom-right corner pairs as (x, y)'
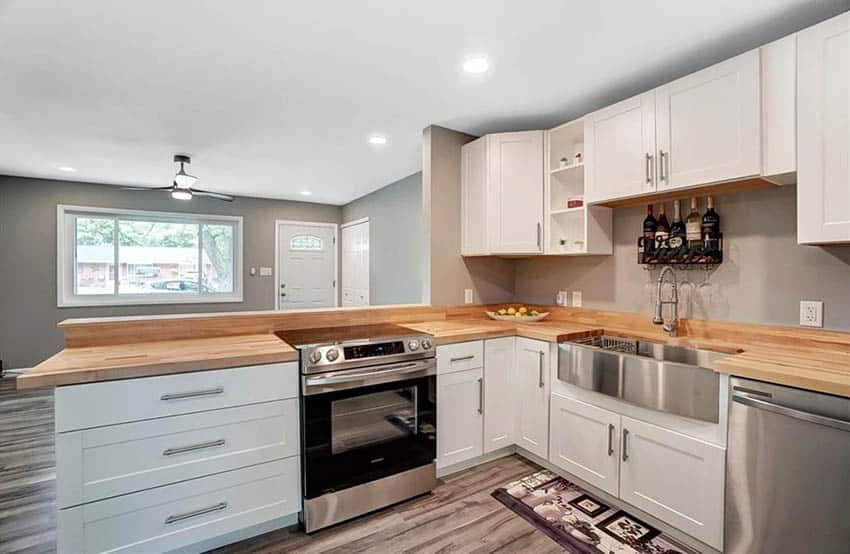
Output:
(732, 391), (850, 433)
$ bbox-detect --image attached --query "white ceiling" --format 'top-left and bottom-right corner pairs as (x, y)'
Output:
(0, 1), (845, 205)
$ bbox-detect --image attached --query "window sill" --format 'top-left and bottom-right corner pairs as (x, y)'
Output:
(57, 294), (244, 308)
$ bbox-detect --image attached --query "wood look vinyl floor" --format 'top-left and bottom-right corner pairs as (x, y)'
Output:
(0, 377), (559, 553)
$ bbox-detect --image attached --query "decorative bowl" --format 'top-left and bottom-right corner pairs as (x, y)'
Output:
(486, 311), (550, 322)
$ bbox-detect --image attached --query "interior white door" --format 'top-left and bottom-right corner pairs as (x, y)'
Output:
(655, 49), (761, 192)
(483, 337), (515, 453)
(797, 12), (850, 244)
(619, 416), (725, 549)
(436, 367), (484, 469)
(549, 393), (620, 496)
(277, 223), (336, 310)
(515, 337), (549, 459)
(486, 131), (544, 254)
(584, 91), (657, 203)
(341, 220), (369, 306)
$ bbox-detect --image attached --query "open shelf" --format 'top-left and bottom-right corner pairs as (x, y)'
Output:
(550, 162), (584, 175)
(550, 206), (585, 215)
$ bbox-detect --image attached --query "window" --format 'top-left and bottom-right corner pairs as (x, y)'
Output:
(58, 205), (243, 307)
(290, 234), (324, 251)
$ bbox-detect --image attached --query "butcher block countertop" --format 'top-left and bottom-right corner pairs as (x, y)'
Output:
(16, 305), (850, 398)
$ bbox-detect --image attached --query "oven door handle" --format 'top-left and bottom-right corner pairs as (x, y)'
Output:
(303, 359), (436, 394)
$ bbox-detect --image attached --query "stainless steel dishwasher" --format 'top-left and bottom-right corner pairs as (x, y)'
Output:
(725, 376), (850, 553)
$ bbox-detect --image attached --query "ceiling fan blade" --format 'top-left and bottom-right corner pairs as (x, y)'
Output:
(120, 186), (173, 192)
(191, 188), (235, 202)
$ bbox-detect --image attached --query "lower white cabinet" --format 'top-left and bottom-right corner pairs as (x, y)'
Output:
(483, 337), (516, 453)
(549, 393), (620, 496)
(619, 416), (725, 550)
(515, 338), (549, 458)
(436, 367), (484, 468)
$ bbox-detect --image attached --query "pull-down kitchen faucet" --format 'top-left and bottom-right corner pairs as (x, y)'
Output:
(653, 265), (679, 336)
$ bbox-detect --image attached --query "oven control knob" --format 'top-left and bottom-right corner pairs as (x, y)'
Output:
(308, 349), (323, 364)
(325, 348), (340, 362)
(408, 339), (420, 351)
(421, 338), (433, 350)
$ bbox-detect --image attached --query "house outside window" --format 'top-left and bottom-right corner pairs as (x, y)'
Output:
(58, 205), (243, 307)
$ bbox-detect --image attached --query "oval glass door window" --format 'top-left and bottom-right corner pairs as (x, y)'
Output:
(290, 235), (324, 251)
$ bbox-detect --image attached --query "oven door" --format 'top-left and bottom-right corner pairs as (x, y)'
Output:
(301, 358), (436, 499)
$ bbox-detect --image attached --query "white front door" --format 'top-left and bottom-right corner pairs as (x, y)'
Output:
(341, 219), (369, 306)
(277, 222), (336, 310)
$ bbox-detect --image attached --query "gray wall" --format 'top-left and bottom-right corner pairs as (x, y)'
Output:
(0, 175), (340, 369)
(341, 172), (424, 305)
(422, 125), (515, 306)
(515, 185), (850, 330)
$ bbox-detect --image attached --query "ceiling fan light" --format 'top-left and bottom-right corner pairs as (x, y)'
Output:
(171, 189), (193, 200)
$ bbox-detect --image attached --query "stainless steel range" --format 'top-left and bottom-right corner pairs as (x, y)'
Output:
(276, 324), (437, 533)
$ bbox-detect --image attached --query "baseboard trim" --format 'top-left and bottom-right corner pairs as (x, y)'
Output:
(436, 446), (516, 478)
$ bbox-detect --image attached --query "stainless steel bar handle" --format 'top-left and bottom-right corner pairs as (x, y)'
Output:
(645, 153), (653, 184)
(732, 392), (850, 432)
(658, 150), (668, 182)
(161, 386), (224, 401)
(163, 439), (226, 457)
(607, 424), (615, 456)
(477, 378), (484, 415)
(537, 351), (544, 388)
(622, 428), (629, 461)
(450, 355), (475, 363)
(536, 223), (542, 249)
(306, 362), (428, 385)
(165, 502), (228, 525)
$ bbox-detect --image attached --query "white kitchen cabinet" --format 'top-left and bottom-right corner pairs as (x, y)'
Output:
(584, 91), (657, 203)
(483, 337), (515, 453)
(656, 50), (761, 192)
(549, 393), (620, 497)
(619, 416), (725, 550)
(436, 367), (484, 468)
(461, 131), (544, 255)
(515, 337), (549, 458)
(797, 12), (850, 244)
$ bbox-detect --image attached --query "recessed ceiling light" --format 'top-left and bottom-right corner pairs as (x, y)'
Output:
(463, 57), (489, 74)
(369, 135), (388, 145)
(300, 190), (312, 196)
(57, 165), (77, 173)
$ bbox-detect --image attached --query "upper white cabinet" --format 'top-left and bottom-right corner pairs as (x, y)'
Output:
(483, 337), (516, 453)
(797, 12), (850, 244)
(461, 131), (544, 256)
(515, 338), (550, 458)
(655, 50), (761, 191)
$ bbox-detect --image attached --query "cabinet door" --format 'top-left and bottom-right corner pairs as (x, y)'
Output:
(549, 393), (620, 496)
(619, 417), (725, 550)
(585, 91), (656, 203)
(461, 136), (489, 255)
(515, 338), (549, 458)
(483, 337), (515, 453)
(656, 49), (761, 192)
(797, 12), (850, 244)
(436, 368), (483, 468)
(487, 131), (544, 254)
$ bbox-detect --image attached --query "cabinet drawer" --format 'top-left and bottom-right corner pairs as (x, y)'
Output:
(437, 341), (484, 374)
(57, 457), (300, 554)
(56, 362), (298, 432)
(57, 399), (299, 508)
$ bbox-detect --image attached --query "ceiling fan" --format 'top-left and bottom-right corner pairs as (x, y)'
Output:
(121, 154), (234, 201)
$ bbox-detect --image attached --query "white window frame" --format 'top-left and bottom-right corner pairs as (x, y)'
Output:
(57, 205), (243, 307)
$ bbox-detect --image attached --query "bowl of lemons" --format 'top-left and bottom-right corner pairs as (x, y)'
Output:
(486, 306), (549, 322)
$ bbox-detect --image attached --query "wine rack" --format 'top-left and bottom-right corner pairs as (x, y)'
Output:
(638, 233), (723, 268)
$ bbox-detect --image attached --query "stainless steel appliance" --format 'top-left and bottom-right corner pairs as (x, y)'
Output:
(726, 377), (850, 553)
(276, 324), (437, 533)
(558, 335), (726, 422)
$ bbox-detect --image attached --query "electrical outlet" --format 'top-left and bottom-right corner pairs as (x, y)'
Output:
(572, 291), (582, 307)
(800, 300), (823, 327)
(464, 289), (474, 304)
(556, 291), (568, 306)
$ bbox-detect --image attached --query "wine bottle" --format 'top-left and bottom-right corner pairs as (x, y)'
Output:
(655, 203), (670, 250)
(701, 196), (720, 254)
(669, 200), (686, 250)
(686, 197), (701, 250)
(641, 204), (657, 258)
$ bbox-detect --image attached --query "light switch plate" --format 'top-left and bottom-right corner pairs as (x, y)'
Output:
(800, 300), (823, 327)
(572, 291), (582, 307)
(464, 289), (473, 304)
(249, 267), (257, 276)
(259, 267), (273, 277)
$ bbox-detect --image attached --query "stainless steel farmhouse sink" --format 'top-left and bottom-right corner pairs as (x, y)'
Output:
(558, 336), (732, 423)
